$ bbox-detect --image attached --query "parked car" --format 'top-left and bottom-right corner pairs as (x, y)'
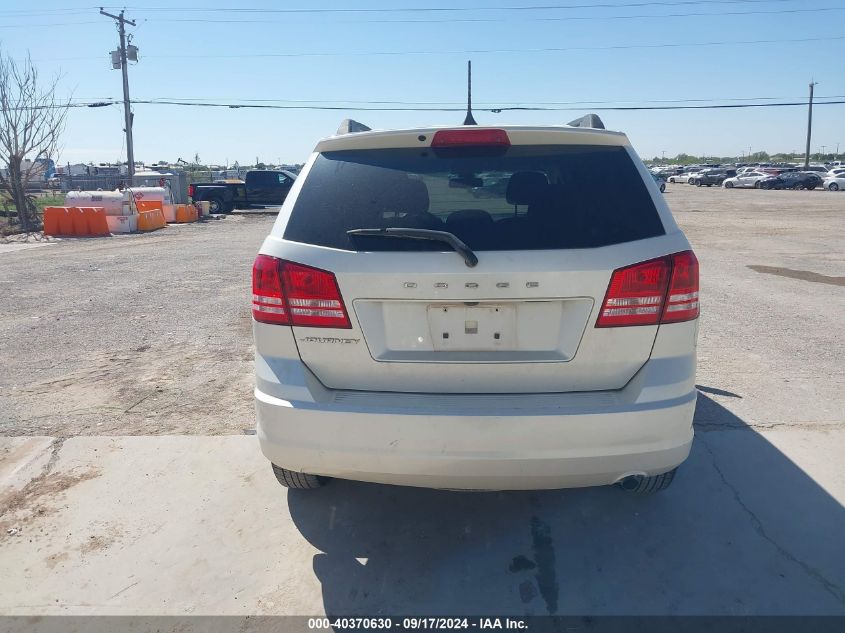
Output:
(189, 169), (297, 213)
(760, 171), (823, 190)
(652, 173), (667, 192)
(691, 169), (735, 187)
(252, 119), (699, 493)
(824, 174), (845, 191)
(826, 168), (845, 177)
(723, 172), (769, 188)
(668, 171), (699, 184)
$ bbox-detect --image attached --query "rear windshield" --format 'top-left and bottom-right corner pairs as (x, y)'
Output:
(283, 144), (664, 251)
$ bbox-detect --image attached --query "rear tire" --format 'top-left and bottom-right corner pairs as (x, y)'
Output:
(695, 180), (702, 187)
(724, 181), (733, 189)
(207, 196), (225, 214)
(659, 183), (666, 193)
(754, 181), (761, 189)
(271, 464), (329, 489)
(830, 183), (840, 191)
(617, 468), (677, 493)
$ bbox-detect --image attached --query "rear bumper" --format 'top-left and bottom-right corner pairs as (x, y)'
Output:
(255, 319), (698, 490)
(256, 386), (695, 491)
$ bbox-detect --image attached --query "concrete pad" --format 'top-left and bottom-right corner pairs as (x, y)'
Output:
(1, 431), (844, 616)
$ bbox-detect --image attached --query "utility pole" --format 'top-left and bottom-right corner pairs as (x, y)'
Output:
(804, 81), (818, 170)
(100, 8), (137, 183)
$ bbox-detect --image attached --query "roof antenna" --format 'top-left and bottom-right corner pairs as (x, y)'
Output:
(463, 60), (477, 126)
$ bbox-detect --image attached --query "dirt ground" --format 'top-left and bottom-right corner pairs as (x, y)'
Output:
(0, 186), (843, 437)
(1, 215), (266, 436)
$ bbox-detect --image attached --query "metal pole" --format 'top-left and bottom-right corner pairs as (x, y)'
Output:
(118, 14), (134, 182)
(804, 81), (817, 170)
(100, 9), (136, 183)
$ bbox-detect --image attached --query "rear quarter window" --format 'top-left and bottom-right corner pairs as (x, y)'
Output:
(283, 144), (665, 252)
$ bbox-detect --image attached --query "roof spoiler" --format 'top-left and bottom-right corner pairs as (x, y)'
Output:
(566, 114), (605, 130)
(336, 119), (372, 135)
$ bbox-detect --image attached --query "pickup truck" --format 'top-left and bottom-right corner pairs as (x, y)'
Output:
(188, 169), (297, 213)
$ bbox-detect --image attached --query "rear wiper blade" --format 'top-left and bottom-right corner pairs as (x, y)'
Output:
(347, 227), (479, 268)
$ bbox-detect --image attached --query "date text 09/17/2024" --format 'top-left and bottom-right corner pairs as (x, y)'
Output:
(307, 617), (528, 630)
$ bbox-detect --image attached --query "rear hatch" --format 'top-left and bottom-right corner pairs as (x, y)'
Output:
(271, 130), (679, 394)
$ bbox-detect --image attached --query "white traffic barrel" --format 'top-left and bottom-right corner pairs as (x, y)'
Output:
(64, 190), (125, 215)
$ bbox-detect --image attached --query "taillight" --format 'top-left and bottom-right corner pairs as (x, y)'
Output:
(431, 129), (510, 148)
(661, 251), (700, 323)
(596, 257), (670, 327)
(252, 255), (289, 325)
(188, 184), (195, 198)
(251, 255), (351, 329)
(596, 251), (699, 327)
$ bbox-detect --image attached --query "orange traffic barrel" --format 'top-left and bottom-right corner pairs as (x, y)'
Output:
(69, 207), (110, 237)
(137, 209), (166, 232)
(174, 204), (198, 223)
(135, 200), (163, 212)
(85, 207), (111, 236)
(59, 208), (74, 235)
(69, 207), (89, 235)
(42, 207), (67, 236)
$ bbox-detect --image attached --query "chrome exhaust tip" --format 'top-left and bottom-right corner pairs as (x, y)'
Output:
(616, 473), (646, 490)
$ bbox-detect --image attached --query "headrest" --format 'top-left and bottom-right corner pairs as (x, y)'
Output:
(397, 177), (430, 215)
(378, 175), (430, 216)
(506, 171), (548, 205)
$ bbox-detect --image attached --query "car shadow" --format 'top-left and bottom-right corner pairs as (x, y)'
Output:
(287, 393), (845, 616)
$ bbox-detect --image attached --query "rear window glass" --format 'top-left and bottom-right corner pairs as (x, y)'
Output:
(283, 144), (664, 251)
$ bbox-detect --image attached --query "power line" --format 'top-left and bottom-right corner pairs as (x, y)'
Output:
(136, 35), (845, 59)
(133, 6), (845, 24)
(29, 33), (845, 62)
(3, 3), (839, 27)
(0, 21), (100, 28)
(6, 99), (844, 112)
(129, 94), (845, 106)
(134, 99), (845, 111)
(99, 0), (808, 14)
(0, 0), (806, 22)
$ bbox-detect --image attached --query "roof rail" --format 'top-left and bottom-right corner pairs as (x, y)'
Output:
(566, 114), (605, 130)
(336, 119), (372, 135)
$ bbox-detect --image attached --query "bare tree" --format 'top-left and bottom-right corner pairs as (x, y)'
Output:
(0, 49), (69, 233)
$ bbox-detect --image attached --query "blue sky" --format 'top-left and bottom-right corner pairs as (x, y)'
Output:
(1, 0), (843, 165)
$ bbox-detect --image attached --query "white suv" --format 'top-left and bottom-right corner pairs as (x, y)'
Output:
(252, 120), (699, 493)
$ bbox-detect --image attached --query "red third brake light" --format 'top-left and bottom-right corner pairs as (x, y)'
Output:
(188, 184), (195, 198)
(252, 255), (351, 328)
(596, 251), (699, 327)
(431, 129), (510, 148)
